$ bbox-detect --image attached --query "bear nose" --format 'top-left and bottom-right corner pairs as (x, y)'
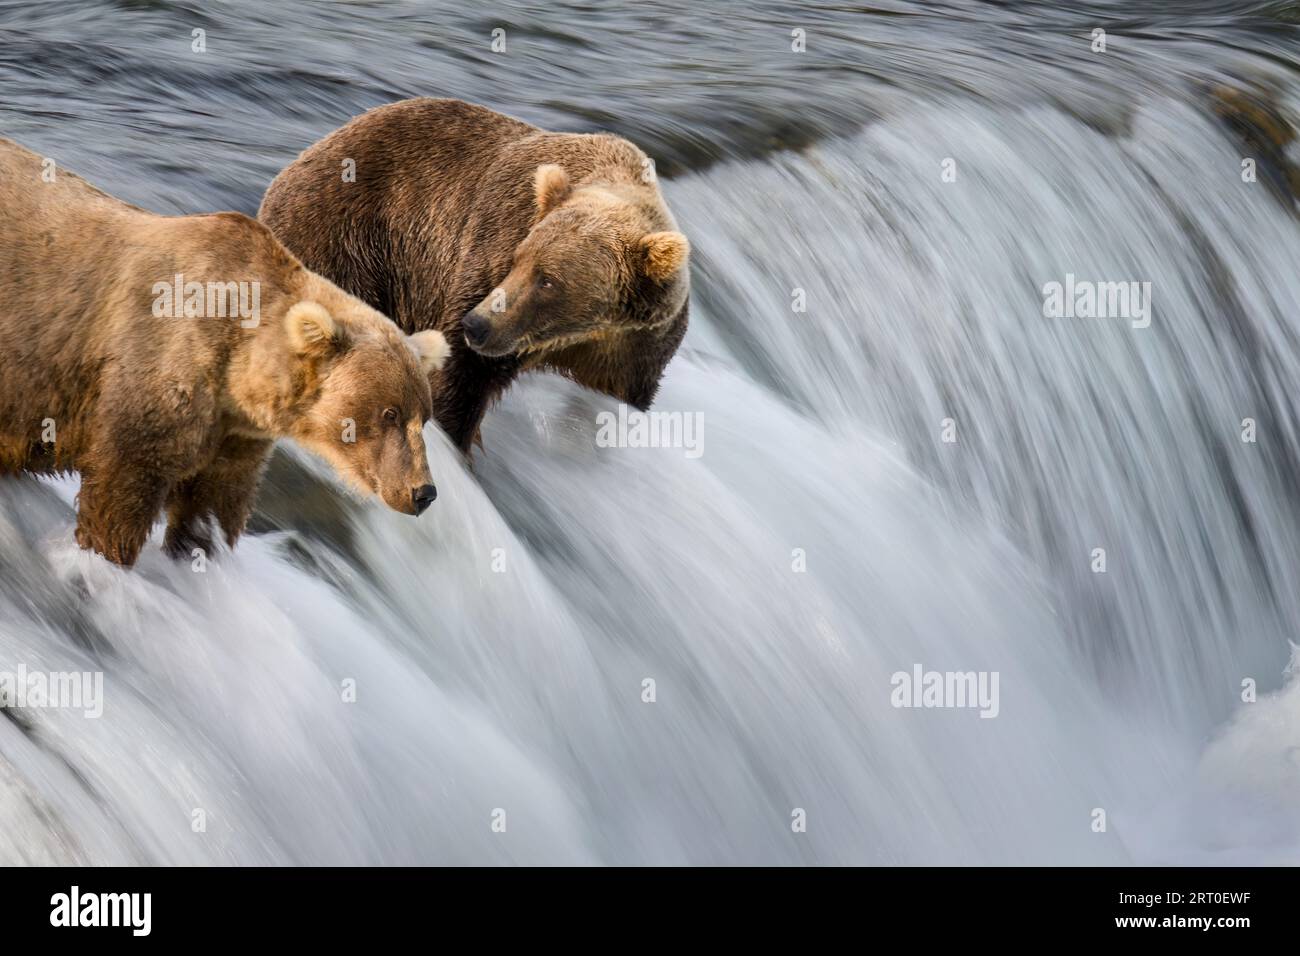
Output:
(462, 311), (491, 348)
(412, 483), (437, 515)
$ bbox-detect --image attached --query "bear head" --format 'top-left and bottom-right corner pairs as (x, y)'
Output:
(461, 163), (690, 409)
(275, 293), (448, 516)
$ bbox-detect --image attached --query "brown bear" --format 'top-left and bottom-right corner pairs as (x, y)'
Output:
(258, 98), (691, 453)
(0, 137), (449, 567)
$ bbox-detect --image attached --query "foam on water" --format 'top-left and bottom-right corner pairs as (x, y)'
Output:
(2, 0), (1299, 865)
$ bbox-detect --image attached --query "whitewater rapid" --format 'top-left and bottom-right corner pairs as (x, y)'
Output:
(4, 4), (1300, 864)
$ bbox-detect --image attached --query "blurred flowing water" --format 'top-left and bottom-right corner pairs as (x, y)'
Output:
(2, 0), (1300, 863)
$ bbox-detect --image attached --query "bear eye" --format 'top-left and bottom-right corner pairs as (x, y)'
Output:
(382, 407), (400, 424)
(538, 274), (554, 290)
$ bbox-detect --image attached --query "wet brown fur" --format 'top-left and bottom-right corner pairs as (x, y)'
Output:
(258, 98), (690, 453)
(0, 138), (444, 566)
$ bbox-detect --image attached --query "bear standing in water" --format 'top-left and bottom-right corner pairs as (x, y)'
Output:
(259, 98), (691, 453)
(0, 138), (449, 567)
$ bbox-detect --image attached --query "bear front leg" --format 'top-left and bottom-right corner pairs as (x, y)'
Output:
(164, 435), (273, 559)
(75, 465), (172, 567)
(162, 474), (217, 560)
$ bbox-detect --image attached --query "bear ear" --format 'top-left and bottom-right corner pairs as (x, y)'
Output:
(534, 164), (572, 218)
(407, 328), (450, 375)
(638, 231), (690, 282)
(285, 301), (345, 358)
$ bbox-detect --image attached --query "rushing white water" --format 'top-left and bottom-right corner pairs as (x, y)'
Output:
(4, 3), (1300, 865)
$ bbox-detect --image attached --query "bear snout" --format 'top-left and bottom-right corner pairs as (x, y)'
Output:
(462, 311), (492, 349)
(411, 483), (437, 515)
